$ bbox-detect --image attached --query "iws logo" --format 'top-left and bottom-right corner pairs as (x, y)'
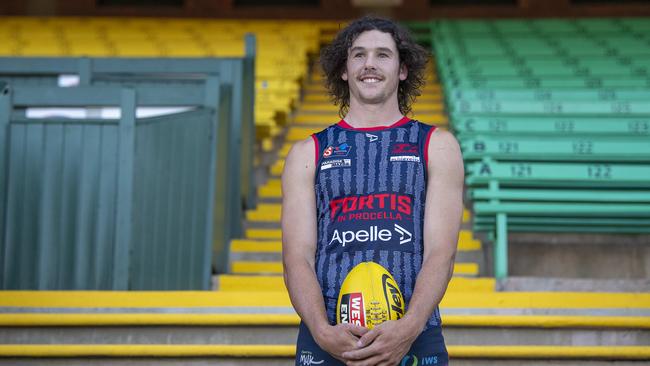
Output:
(402, 354), (439, 366)
(298, 350), (324, 366)
(401, 355), (418, 366)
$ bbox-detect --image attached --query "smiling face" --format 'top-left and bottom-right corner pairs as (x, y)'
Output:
(342, 29), (407, 110)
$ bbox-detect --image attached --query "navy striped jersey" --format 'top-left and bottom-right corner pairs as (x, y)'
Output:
(310, 116), (442, 330)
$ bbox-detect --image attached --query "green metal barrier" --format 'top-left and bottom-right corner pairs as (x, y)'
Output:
(0, 37), (257, 222)
(0, 81), (226, 290)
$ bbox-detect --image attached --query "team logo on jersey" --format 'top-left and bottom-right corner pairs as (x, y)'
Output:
(323, 143), (351, 158)
(391, 143), (418, 154)
(390, 143), (420, 162)
(366, 133), (379, 142)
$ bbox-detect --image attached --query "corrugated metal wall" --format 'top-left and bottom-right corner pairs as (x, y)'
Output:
(2, 117), (121, 289)
(1, 88), (219, 290)
(130, 109), (215, 290)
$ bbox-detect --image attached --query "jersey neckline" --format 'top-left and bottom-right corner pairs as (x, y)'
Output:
(336, 116), (411, 132)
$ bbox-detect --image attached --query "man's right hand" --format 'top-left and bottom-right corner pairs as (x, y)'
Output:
(314, 323), (369, 362)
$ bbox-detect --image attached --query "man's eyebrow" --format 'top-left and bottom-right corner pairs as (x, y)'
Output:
(349, 46), (395, 54)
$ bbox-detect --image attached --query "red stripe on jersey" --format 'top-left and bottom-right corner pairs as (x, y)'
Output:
(424, 126), (438, 167)
(311, 134), (319, 167)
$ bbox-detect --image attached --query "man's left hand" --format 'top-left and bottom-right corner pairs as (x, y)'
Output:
(341, 318), (420, 366)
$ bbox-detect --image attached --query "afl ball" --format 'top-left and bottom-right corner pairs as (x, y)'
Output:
(336, 261), (405, 329)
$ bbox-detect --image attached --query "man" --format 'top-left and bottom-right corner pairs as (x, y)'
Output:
(282, 16), (464, 366)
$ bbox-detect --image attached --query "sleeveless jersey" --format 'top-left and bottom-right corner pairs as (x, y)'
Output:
(311, 116), (442, 330)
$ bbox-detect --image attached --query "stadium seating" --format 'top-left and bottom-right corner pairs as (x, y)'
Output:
(419, 18), (650, 278)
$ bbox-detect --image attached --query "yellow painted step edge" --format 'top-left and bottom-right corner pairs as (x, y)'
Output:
(0, 344), (295, 357)
(1, 314), (649, 329)
(4, 291), (649, 309)
(449, 345), (650, 359)
(0, 345), (648, 359)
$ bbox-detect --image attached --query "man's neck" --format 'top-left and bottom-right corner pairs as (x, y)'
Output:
(343, 99), (404, 129)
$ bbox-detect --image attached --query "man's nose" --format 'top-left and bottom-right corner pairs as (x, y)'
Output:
(363, 55), (377, 69)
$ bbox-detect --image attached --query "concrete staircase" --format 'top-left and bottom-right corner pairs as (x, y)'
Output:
(2, 57), (649, 366)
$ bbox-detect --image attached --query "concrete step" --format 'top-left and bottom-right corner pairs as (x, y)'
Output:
(2, 346), (649, 366)
(498, 277), (650, 293)
(1, 314), (649, 346)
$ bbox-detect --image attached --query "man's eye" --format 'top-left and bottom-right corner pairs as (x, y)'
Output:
(379, 53), (389, 58)
(354, 53), (363, 58)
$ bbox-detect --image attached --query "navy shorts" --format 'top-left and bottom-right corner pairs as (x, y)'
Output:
(295, 322), (448, 366)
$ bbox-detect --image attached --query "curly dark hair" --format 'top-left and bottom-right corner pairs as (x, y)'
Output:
(320, 16), (429, 118)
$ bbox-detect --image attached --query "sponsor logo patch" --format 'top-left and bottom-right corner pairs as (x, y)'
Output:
(390, 143), (420, 163)
(329, 193), (412, 220)
(390, 156), (420, 162)
(299, 350), (324, 366)
(366, 133), (379, 142)
(329, 223), (412, 247)
(382, 274), (405, 320)
(339, 292), (366, 327)
(320, 158), (351, 171)
(323, 143), (351, 158)
(402, 354), (439, 365)
(391, 143), (418, 154)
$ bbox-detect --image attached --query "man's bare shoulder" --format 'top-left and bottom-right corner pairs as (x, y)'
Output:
(428, 128), (461, 154)
(427, 129), (464, 175)
(283, 137), (316, 180)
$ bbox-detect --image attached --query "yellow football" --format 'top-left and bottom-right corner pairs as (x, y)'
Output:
(336, 261), (405, 329)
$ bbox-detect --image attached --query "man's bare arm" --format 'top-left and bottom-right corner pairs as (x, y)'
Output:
(281, 138), (367, 361)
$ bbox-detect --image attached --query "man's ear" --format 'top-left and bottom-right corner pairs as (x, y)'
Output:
(342, 70), (348, 81)
(399, 64), (408, 81)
